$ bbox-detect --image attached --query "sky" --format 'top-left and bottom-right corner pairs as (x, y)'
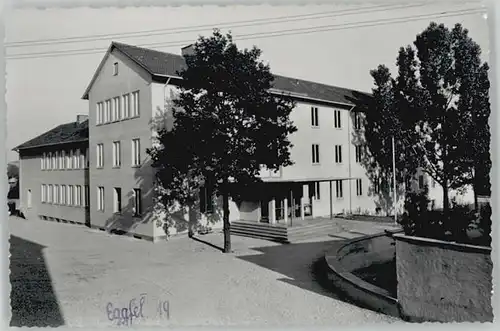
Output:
(5, 1), (490, 162)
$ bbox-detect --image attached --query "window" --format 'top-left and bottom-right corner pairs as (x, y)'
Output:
(96, 102), (103, 125)
(113, 62), (119, 76)
(112, 141), (121, 167)
(27, 189), (32, 208)
(131, 91), (140, 117)
(68, 150), (74, 169)
(132, 139), (141, 166)
(58, 151), (64, 169)
(133, 188), (142, 216)
(311, 144), (320, 164)
(41, 184), (46, 203)
(122, 93), (130, 119)
(355, 145), (363, 163)
(54, 152), (59, 170)
(96, 144), (104, 168)
(47, 153), (52, 170)
(79, 149), (85, 169)
(110, 98), (115, 122)
(335, 180), (343, 198)
(311, 107), (319, 127)
(374, 177), (381, 194)
(68, 185), (74, 205)
(84, 185), (90, 207)
(62, 150), (67, 169)
(113, 97), (121, 121)
(105, 99), (111, 123)
(41, 153), (46, 170)
(60, 185), (66, 205)
(334, 110), (341, 128)
(354, 112), (362, 130)
(85, 148), (89, 168)
(113, 188), (122, 213)
(335, 145), (342, 163)
(356, 179), (363, 196)
(419, 175), (425, 189)
(74, 149), (80, 169)
(200, 185), (214, 214)
(310, 182), (320, 200)
(54, 185), (59, 204)
(45, 153), (50, 170)
(97, 187), (105, 211)
(74, 185), (82, 206)
(48, 184), (53, 203)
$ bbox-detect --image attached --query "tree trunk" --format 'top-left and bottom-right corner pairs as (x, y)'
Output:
(222, 178), (231, 253)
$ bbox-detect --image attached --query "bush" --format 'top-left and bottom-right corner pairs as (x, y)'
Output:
(399, 187), (490, 246)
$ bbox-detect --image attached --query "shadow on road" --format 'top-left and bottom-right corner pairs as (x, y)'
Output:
(9, 235), (65, 327)
(236, 239), (357, 304)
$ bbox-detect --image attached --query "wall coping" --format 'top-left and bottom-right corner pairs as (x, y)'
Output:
(393, 233), (491, 254)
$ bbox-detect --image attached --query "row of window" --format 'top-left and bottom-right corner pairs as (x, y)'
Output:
(96, 91), (140, 125)
(310, 107), (362, 130)
(41, 184), (89, 207)
(96, 185), (214, 216)
(96, 138), (141, 168)
(311, 144), (365, 165)
(308, 179), (364, 200)
(96, 187), (143, 216)
(41, 149), (89, 171)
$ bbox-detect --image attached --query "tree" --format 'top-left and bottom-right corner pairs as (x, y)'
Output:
(364, 22), (490, 217)
(147, 30), (297, 253)
(7, 162), (19, 179)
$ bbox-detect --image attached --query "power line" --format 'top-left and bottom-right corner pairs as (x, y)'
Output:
(7, 8), (485, 60)
(6, 3), (423, 48)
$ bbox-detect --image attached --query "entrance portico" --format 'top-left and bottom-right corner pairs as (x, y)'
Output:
(246, 177), (355, 226)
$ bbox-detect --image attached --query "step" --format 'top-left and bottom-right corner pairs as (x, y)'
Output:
(288, 224), (341, 234)
(232, 221), (287, 230)
(288, 225), (344, 237)
(230, 229), (288, 242)
(231, 221), (288, 231)
(230, 225), (288, 236)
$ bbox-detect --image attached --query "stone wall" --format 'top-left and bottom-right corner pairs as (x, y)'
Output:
(394, 234), (493, 322)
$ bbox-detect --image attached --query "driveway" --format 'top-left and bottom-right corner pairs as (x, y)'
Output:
(9, 216), (399, 327)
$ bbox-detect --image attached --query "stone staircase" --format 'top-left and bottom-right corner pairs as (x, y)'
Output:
(230, 219), (346, 243)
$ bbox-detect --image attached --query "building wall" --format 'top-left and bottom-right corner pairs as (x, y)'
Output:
(260, 101), (405, 217)
(86, 49), (158, 239)
(18, 143), (89, 225)
(395, 234), (493, 322)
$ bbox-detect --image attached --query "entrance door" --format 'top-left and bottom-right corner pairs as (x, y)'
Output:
(260, 200), (269, 223)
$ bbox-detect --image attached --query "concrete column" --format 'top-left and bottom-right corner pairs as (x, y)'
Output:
(284, 197), (288, 225)
(300, 197), (305, 220)
(311, 197), (316, 218)
(270, 198), (276, 224)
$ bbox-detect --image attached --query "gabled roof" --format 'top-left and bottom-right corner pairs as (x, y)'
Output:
(14, 119), (89, 151)
(82, 42), (369, 106)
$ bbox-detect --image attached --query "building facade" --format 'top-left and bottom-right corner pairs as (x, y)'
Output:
(14, 116), (90, 226)
(14, 41), (474, 242)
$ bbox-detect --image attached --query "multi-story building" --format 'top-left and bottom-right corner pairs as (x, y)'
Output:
(14, 41), (473, 242)
(14, 115), (90, 225)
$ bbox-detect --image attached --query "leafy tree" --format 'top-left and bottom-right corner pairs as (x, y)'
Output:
(7, 163), (19, 179)
(147, 30), (297, 253)
(364, 22), (490, 218)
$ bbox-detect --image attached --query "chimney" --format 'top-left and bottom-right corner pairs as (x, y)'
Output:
(76, 114), (88, 123)
(181, 44), (195, 57)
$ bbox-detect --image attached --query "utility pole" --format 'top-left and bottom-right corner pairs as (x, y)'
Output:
(392, 136), (397, 224)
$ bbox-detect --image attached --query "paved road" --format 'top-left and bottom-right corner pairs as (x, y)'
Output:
(9, 216), (399, 327)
